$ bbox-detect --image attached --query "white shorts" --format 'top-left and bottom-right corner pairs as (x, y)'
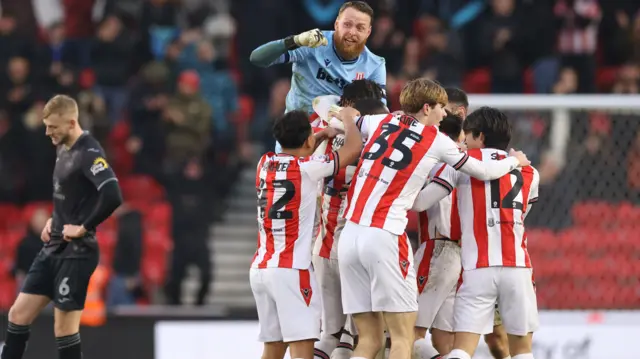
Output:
(414, 240), (461, 332)
(250, 267), (322, 342)
(454, 267), (539, 336)
(312, 255), (347, 335)
(338, 222), (418, 314)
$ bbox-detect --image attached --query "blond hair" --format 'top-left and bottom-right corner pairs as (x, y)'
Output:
(43, 94), (79, 120)
(399, 78), (448, 114)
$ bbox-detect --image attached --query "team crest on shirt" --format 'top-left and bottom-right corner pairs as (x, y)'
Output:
(90, 157), (109, 176)
(300, 287), (313, 307)
(399, 260), (409, 279)
(418, 276), (426, 287)
(487, 218), (495, 227)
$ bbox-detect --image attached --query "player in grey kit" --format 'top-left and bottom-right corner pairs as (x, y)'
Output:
(1, 95), (123, 359)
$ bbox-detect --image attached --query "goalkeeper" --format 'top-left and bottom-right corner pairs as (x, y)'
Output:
(250, 1), (386, 152)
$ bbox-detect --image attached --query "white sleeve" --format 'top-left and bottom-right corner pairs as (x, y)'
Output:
(524, 168), (540, 220)
(411, 182), (451, 212)
(356, 114), (389, 141)
(299, 151), (340, 182)
(435, 132), (519, 181)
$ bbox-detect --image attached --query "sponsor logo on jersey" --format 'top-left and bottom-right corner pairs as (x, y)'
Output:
(90, 157), (109, 176)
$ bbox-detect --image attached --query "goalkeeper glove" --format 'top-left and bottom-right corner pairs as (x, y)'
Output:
(285, 29), (328, 50)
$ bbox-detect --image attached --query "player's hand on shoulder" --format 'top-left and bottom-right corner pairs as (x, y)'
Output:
(294, 29), (328, 48)
(41, 218), (52, 242)
(62, 224), (87, 241)
(337, 106), (360, 123)
(509, 148), (531, 167)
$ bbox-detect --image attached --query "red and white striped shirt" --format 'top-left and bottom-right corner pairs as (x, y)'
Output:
(252, 151), (340, 269)
(313, 132), (357, 259)
(432, 148), (539, 270)
(344, 114), (519, 236)
(417, 163), (462, 244)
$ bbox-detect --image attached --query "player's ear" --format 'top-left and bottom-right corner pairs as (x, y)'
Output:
(422, 103), (431, 117)
(334, 19), (339, 31)
(305, 133), (316, 151)
(479, 133), (486, 146)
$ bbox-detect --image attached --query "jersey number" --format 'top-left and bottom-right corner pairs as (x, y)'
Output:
(490, 170), (524, 210)
(258, 179), (296, 219)
(364, 123), (422, 170)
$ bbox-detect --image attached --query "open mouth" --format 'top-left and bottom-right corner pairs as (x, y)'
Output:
(344, 38), (358, 45)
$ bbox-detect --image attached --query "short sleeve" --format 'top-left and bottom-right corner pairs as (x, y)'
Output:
(368, 63), (387, 103)
(82, 148), (117, 190)
(432, 164), (460, 194)
(356, 114), (390, 141)
(433, 131), (470, 170)
(299, 151), (340, 182)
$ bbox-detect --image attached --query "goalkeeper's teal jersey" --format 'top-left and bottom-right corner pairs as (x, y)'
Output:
(273, 30), (386, 152)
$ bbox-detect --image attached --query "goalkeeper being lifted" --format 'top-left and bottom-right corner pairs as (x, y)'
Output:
(250, 1), (386, 152)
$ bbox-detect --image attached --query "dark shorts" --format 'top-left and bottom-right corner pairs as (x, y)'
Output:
(21, 249), (99, 311)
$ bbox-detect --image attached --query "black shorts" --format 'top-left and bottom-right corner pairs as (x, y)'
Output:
(21, 249), (99, 311)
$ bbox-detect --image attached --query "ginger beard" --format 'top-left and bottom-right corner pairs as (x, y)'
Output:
(333, 31), (366, 60)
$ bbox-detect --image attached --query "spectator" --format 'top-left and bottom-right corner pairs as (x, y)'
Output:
(34, 22), (78, 98)
(13, 208), (46, 290)
(478, 0), (528, 93)
(554, 0), (601, 93)
(165, 160), (213, 306)
(107, 204), (144, 307)
(91, 15), (134, 123)
(0, 12), (31, 70)
(21, 102), (56, 202)
(162, 70), (211, 170)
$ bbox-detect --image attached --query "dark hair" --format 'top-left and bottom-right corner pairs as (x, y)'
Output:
(353, 98), (388, 115)
(338, 1), (374, 21)
(445, 87), (469, 109)
(463, 107), (511, 151)
(272, 110), (312, 149)
(340, 79), (385, 106)
(440, 110), (463, 141)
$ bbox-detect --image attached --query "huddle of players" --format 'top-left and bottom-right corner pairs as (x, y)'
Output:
(252, 78), (539, 359)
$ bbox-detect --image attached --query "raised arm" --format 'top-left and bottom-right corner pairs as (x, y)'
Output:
(249, 29), (327, 68)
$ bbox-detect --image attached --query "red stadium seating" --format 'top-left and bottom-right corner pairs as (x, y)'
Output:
(0, 204), (25, 231)
(120, 175), (165, 202)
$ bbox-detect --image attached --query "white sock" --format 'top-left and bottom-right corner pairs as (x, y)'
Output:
(512, 354), (534, 359)
(447, 349), (471, 359)
(413, 338), (441, 359)
(314, 334), (339, 359)
(337, 330), (354, 351)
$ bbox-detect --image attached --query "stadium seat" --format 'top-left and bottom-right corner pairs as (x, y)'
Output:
(120, 175), (165, 202)
(571, 201), (617, 229)
(0, 279), (16, 309)
(143, 228), (172, 254)
(145, 202), (172, 233)
(0, 255), (14, 279)
(615, 202), (640, 229)
(463, 68), (491, 94)
(596, 66), (619, 92)
(0, 204), (23, 231)
(141, 256), (168, 286)
(238, 95), (255, 124)
(523, 67), (534, 94)
(0, 230), (23, 258)
(97, 230), (117, 266)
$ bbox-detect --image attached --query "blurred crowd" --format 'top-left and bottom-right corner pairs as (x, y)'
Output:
(0, 0), (640, 308)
